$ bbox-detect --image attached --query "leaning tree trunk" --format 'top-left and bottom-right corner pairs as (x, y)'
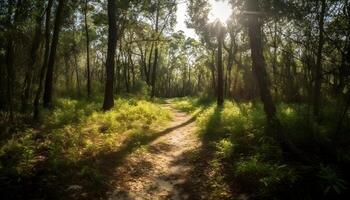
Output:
(102, 0), (117, 111)
(246, 0), (302, 156)
(43, 0), (65, 108)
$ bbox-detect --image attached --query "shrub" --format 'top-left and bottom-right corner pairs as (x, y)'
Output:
(318, 164), (347, 195)
(235, 156), (298, 197)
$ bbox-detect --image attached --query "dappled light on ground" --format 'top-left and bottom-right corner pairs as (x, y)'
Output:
(108, 101), (201, 200)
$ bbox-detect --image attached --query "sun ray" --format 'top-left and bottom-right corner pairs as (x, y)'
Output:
(208, 0), (232, 23)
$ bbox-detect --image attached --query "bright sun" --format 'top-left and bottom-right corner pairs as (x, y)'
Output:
(208, 0), (232, 23)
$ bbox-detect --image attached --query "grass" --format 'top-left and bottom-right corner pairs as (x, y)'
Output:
(0, 96), (171, 199)
(172, 97), (350, 199)
(1, 96), (349, 199)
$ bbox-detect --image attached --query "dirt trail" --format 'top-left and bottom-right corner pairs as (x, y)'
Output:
(108, 101), (201, 200)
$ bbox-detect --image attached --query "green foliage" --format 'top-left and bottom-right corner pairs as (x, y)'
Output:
(235, 156), (298, 196)
(0, 129), (37, 176)
(318, 165), (347, 195)
(215, 138), (234, 159)
(131, 80), (150, 97)
(172, 96), (212, 113)
(0, 97), (170, 195)
(179, 97), (350, 199)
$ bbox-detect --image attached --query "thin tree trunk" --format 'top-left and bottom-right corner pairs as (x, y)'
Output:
(22, 2), (45, 112)
(103, 0), (117, 110)
(84, 0), (91, 97)
(74, 50), (81, 96)
(43, 0), (65, 108)
(313, 0), (326, 119)
(146, 42), (154, 86)
(129, 50), (135, 87)
(5, 0), (21, 121)
(123, 53), (130, 93)
(217, 23), (224, 106)
(33, 0), (54, 119)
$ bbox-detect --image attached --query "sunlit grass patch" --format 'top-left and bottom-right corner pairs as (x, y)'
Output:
(172, 96), (212, 114)
(0, 96), (171, 193)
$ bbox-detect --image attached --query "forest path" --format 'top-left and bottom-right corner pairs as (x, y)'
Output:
(108, 100), (201, 200)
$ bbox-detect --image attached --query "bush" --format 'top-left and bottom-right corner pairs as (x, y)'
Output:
(235, 156), (298, 197)
(131, 80), (150, 97)
(181, 98), (350, 199)
(0, 96), (171, 197)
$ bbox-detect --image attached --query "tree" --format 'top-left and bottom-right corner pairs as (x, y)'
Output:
(43, 0), (66, 108)
(245, 0), (301, 156)
(102, 0), (118, 110)
(84, 0), (91, 97)
(216, 21), (225, 106)
(21, 1), (45, 112)
(33, 0), (54, 119)
(313, 0), (326, 119)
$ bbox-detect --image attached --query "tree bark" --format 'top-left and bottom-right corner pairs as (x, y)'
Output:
(246, 0), (302, 156)
(313, 0), (326, 119)
(74, 47), (81, 96)
(5, 0), (16, 121)
(217, 24), (224, 106)
(103, 0), (117, 111)
(33, 0), (54, 119)
(146, 42), (154, 85)
(84, 0), (91, 97)
(5, 0), (24, 121)
(22, 1), (45, 112)
(43, 0), (65, 108)
(151, 0), (160, 98)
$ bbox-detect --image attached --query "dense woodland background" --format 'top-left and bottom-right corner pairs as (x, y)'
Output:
(1, 0), (350, 199)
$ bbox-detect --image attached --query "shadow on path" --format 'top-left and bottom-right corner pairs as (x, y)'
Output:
(178, 106), (237, 200)
(53, 107), (202, 199)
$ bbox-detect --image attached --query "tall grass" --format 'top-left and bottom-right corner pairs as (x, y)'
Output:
(172, 97), (350, 199)
(0, 97), (170, 198)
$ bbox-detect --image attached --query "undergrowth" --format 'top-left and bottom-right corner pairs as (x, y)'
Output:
(173, 97), (350, 199)
(0, 96), (170, 199)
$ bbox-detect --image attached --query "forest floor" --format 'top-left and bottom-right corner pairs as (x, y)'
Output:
(107, 100), (202, 199)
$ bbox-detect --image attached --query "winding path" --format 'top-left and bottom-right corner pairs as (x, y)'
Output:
(108, 101), (201, 200)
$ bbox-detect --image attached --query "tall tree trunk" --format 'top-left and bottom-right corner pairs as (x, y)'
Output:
(84, 0), (91, 97)
(5, 0), (22, 121)
(22, 1), (45, 112)
(33, 0), (54, 119)
(64, 55), (71, 92)
(216, 23), (224, 106)
(151, 0), (160, 98)
(129, 49), (135, 87)
(272, 20), (278, 98)
(146, 42), (154, 85)
(74, 49), (81, 96)
(43, 0), (65, 108)
(224, 35), (234, 97)
(246, 0), (302, 156)
(210, 61), (216, 94)
(102, 0), (117, 111)
(313, 0), (326, 119)
(5, 0), (15, 121)
(151, 47), (158, 97)
(123, 53), (130, 93)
